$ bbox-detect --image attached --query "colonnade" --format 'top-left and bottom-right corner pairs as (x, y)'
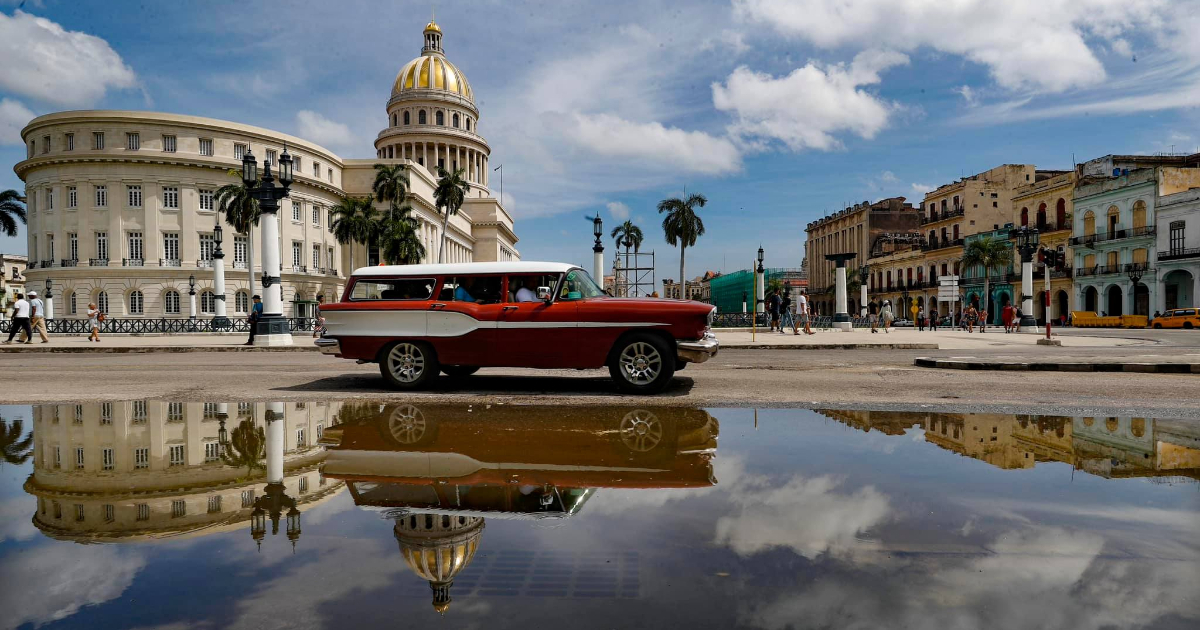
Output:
(377, 141), (488, 187)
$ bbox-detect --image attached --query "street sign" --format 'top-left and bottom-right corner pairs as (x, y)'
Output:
(937, 275), (960, 302)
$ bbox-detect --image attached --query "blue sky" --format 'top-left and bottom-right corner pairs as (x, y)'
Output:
(2, 0), (1199, 283)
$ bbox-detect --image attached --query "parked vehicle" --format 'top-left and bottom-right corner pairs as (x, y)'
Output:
(316, 262), (718, 393)
(1152, 308), (1199, 329)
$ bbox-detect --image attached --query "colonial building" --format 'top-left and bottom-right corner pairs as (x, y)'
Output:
(1155, 187), (1200, 311)
(960, 224), (1016, 322)
(14, 21), (518, 322)
(1010, 170), (1076, 323)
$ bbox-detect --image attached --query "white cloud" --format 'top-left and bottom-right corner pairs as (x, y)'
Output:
(0, 496), (37, 543)
(879, 171), (899, 184)
(295, 110), (355, 151)
(0, 544), (144, 628)
(910, 183), (934, 195)
(0, 10), (137, 107)
(606, 201), (631, 220)
(546, 112), (741, 176)
(712, 50), (907, 151)
(0, 97), (36, 146)
(955, 85), (980, 107)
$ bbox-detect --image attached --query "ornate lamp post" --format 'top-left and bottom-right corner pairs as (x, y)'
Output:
(242, 147), (294, 346)
(212, 222), (231, 330)
(1009, 226), (1040, 331)
(858, 264), (870, 317)
(188, 274), (197, 320)
(756, 246), (765, 315)
(1126, 263), (1144, 318)
(43, 278), (53, 321)
(250, 402), (300, 551)
(590, 213), (604, 286)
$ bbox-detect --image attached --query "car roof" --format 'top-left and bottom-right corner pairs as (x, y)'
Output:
(349, 261), (579, 277)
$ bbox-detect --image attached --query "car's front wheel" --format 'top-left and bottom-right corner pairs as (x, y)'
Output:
(1153, 323), (1162, 329)
(609, 333), (676, 394)
(1185, 322), (1194, 330)
(379, 341), (439, 390)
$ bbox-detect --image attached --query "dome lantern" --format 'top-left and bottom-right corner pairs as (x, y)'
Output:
(423, 19), (442, 53)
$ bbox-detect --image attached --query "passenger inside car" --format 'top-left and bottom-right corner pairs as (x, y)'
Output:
(450, 276), (503, 304)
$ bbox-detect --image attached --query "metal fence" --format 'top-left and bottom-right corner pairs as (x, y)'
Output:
(0, 317), (319, 335)
(712, 313), (873, 329)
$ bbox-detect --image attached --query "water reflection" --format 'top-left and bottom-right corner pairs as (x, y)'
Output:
(320, 404), (720, 613)
(818, 410), (1200, 480)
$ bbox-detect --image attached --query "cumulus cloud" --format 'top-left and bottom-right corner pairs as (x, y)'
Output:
(712, 50), (907, 151)
(0, 544), (144, 628)
(956, 85), (980, 107)
(606, 201), (630, 220)
(0, 97), (36, 146)
(296, 110), (355, 151)
(547, 112), (742, 176)
(0, 10), (137, 107)
(911, 183), (934, 195)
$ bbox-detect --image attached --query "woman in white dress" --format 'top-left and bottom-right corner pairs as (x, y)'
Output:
(87, 302), (102, 342)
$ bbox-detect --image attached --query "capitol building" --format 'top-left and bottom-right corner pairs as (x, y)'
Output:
(14, 21), (518, 321)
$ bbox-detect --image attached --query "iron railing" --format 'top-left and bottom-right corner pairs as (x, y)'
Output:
(1159, 247), (1200, 262)
(922, 238), (965, 251)
(123, 258), (144, 267)
(0, 317), (318, 335)
(1069, 226), (1155, 246)
(712, 313), (873, 329)
(159, 258), (182, 267)
(60, 259), (78, 267)
(89, 259), (109, 267)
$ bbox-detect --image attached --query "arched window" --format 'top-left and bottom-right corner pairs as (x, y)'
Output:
(1083, 210), (1096, 236)
(403, 111), (410, 125)
(1106, 205), (1120, 233)
(466, 118), (471, 131)
(1132, 200), (1147, 229)
(452, 113), (459, 128)
(1036, 202), (1047, 229)
(941, 199), (947, 212)
(952, 224), (959, 240)
(1056, 198), (1066, 228)
(97, 291), (108, 314)
(200, 291), (215, 314)
(129, 290), (144, 315)
(164, 290), (180, 315)
(435, 111), (444, 125)
(67, 291), (77, 315)
(418, 110), (427, 125)
(1020, 207), (1029, 226)
(235, 291), (249, 313)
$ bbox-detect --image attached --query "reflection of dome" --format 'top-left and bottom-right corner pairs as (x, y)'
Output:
(390, 21), (474, 102)
(394, 513), (484, 614)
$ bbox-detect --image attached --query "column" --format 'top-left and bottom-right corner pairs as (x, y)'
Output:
(1019, 258), (1038, 331)
(255, 187), (291, 346)
(212, 231), (229, 329)
(265, 402), (284, 484)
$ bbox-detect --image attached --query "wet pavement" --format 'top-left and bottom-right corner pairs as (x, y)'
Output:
(1, 402), (1197, 629)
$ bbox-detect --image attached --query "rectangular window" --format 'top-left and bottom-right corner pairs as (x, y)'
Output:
(75, 504), (85, 521)
(293, 155), (301, 171)
(349, 278), (435, 300)
(162, 186), (179, 209)
(299, 476), (309, 494)
(266, 149), (277, 164)
(127, 232), (143, 260)
(126, 133), (139, 150)
(74, 404), (82, 421)
(47, 234), (54, 261)
(95, 232), (108, 261)
(292, 241), (302, 267)
(68, 232), (78, 261)
(172, 500), (186, 518)
(313, 161), (320, 177)
(75, 447), (85, 469)
(1170, 221), (1185, 253)
(312, 244), (320, 270)
(199, 234), (215, 262)
(53, 501), (61, 519)
(42, 135), (50, 154)
(104, 504), (114, 522)
(95, 185), (107, 207)
(133, 400), (147, 421)
(67, 186), (77, 208)
(199, 138), (214, 156)
(207, 495), (222, 513)
(203, 403), (218, 418)
(241, 489), (255, 508)
(234, 143), (246, 160)
(292, 200), (302, 222)
(54, 446), (61, 469)
(169, 444), (185, 466)
(234, 236), (248, 267)
(199, 189), (214, 211)
(127, 185), (142, 208)
(204, 441), (220, 462)
(102, 447), (114, 470)
(327, 168), (333, 182)
(134, 447), (149, 468)
(328, 247), (335, 270)
(163, 232), (180, 261)
(46, 188), (53, 210)
(162, 135), (176, 152)
(296, 428), (306, 448)
(93, 132), (105, 150)
(101, 402), (112, 422)
(167, 402), (184, 421)
(312, 205), (320, 226)
(137, 504), (149, 521)
(65, 133), (74, 151)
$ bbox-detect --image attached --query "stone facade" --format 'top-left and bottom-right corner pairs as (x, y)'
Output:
(807, 196), (918, 315)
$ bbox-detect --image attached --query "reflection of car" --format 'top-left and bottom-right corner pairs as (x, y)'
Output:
(316, 262), (718, 394)
(1152, 308), (1199, 329)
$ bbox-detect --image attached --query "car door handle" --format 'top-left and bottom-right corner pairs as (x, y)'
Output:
(430, 303), (446, 309)
(502, 305), (518, 311)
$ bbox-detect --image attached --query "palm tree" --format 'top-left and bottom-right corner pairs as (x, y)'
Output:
(220, 418), (266, 477)
(961, 235), (1013, 325)
(658, 193), (707, 300)
(379, 214), (426, 264)
(216, 172), (261, 292)
(1, 416), (33, 466)
(373, 163), (411, 216)
(330, 197), (379, 271)
(610, 220), (644, 254)
(433, 166), (471, 263)
(0, 189), (28, 238)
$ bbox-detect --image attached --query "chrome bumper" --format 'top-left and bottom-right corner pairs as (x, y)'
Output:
(314, 337), (341, 356)
(677, 332), (719, 364)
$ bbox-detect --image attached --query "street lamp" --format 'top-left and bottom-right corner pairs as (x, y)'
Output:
(188, 274), (197, 324)
(858, 264), (870, 317)
(212, 222), (230, 330)
(1009, 226), (1040, 330)
(1127, 263), (1144, 317)
(43, 278), (54, 321)
(590, 213), (603, 285)
(756, 246), (765, 318)
(242, 146), (294, 346)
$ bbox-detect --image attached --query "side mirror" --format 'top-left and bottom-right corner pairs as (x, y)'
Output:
(537, 286), (552, 303)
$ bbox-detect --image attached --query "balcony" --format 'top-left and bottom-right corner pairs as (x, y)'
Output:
(60, 259), (78, 268)
(123, 258), (144, 267)
(1069, 225), (1156, 247)
(159, 258), (181, 267)
(920, 206), (966, 225)
(89, 258), (109, 267)
(326, 268), (338, 276)
(1035, 221), (1071, 233)
(922, 238), (965, 252)
(291, 265), (307, 274)
(232, 261), (247, 270)
(1159, 247), (1200, 262)
(196, 259), (213, 269)
(1076, 264), (1124, 277)
(39, 259), (55, 268)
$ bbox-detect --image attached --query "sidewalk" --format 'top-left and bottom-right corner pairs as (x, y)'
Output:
(0, 334), (319, 353)
(714, 328), (1150, 351)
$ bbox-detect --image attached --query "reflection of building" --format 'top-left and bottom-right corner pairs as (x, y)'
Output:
(321, 403), (719, 613)
(24, 401), (344, 543)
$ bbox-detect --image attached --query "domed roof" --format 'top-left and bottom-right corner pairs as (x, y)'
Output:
(424, 20), (441, 33)
(391, 54), (474, 101)
(395, 515), (485, 614)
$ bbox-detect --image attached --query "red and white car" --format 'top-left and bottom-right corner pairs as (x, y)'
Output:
(316, 262), (717, 393)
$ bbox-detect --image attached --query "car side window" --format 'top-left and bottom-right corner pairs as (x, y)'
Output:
(558, 270), (604, 301)
(349, 278), (433, 300)
(507, 274), (560, 303)
(446, 276), (503, 304)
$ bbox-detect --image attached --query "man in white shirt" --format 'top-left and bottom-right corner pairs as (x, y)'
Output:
(797, 290), (814, 335)
(514, 277), (539, 302)
(27, 290), (50, 343)
(3, 293), (32, 344)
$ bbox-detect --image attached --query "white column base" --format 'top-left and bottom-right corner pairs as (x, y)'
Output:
(253, 333), (295, 347)
(833, 322), (853, 331)
(1017, 325), (1042, 334)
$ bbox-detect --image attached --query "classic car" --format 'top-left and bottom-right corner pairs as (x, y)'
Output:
(315, 262), (718, 393)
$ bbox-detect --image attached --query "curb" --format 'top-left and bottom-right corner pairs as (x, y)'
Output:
(726, 343), (938, 350)
(0, 345), (318, 354)
(914, 357), (1200, 373)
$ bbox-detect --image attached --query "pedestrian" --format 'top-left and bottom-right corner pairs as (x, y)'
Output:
(87, 302), (103, 342)
(778, 291), (795, 335)
(881, 300), (894, 334)
(965, 305), (978, 333)
(868, 299), (880, 333)
(917, 307), (925, 331)
(26, 290), (50, 343)
(3, 293), (32, 344)
(797, 289), (814, 335)
(245, 294), (263, 345)
(768, 288), (782, 332)
(929, 307), (939, 331)
(1002, 304), (1015, 333)
(312, 294), (326, 338)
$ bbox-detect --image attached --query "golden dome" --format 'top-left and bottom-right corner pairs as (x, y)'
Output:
(391, 54), (474, 102)
(424, 20), (441, 33)
(395, 514), (485, 614)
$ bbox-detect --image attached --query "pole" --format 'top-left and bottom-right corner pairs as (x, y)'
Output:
(254, 167), (292, 346)
(751, 263), (756, 342)
(1044, 264), (1052, 340)
(213, 241), (229, 330)
(265, 402), (284, 484)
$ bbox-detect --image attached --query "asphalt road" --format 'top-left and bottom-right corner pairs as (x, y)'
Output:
(3, 331), (1198, 418)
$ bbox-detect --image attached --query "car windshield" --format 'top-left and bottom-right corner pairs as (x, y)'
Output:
(558, 269), (605, 301)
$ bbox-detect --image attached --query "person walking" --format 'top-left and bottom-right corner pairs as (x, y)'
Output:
(797, 289), (814, 335)
(929, 306), (939, 331)
(87, 302), (103, 342)
(881, 300), (894, 334)
(1001, 303), (1015, 333)
(3, 293), (32, 344)
(965, 304), (979, 333)
(767, 288), (782, 332)
(778, 290), (795, 334)
(868, 299), (880, 333)
(245, 295), (264, 345)
(312, 294), (326, 338)
(917, 307), (925, 331)
(27, 291), (50, 343)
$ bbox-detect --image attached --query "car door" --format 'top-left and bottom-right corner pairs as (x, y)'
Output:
(428, 275), (504, 367)
(497, 274), (579, 368)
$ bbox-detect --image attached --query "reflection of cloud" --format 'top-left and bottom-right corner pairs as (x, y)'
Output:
(0, 497), (37, 543)
(715, 474), (890, 559)
(0, 544), (144, 629)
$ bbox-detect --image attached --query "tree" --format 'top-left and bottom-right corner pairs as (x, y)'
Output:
(0, 189), (28, 238)
(330, 197), (379, 271)
(220, 419), (266, 477)
(1, 416), (33, 466)
(658, 193), (707, 300)
(610, 220), (644, 254)
(380, 213), (426, 265)
(373, 163), (411, 217)
(216, 172), (261, 293)
(960, 235), (1013, 325)
(433, 166), (471, 263)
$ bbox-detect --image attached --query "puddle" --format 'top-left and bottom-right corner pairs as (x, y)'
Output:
(1, 402), (1197, 629)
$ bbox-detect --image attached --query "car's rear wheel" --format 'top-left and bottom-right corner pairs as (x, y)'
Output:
(609, 333), (676, 394)
(441, 365), (480, 377)
(379, 341), (439, 390)
(1185, 322), (1194, 330)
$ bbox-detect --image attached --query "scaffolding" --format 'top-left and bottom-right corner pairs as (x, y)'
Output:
(611, 249), (656, 297)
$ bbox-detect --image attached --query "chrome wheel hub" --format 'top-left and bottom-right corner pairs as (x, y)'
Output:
(619, 341), (662, 385)
(388, 405), (426, 444)
(620, 410), (663, 451)
(387, 343), (425, 383)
